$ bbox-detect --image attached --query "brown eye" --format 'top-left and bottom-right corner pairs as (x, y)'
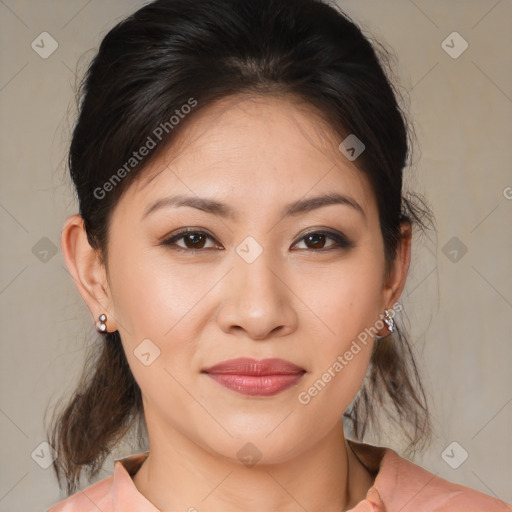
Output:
(294, 230), (353, 251)
(161, 230), (218, 251)
(303, 233), (328, 249)
(181, 233), (208, 249)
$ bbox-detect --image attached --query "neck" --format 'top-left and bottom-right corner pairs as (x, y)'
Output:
(132, 419), (375, 512)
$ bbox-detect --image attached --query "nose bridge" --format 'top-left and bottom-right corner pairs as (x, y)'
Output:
(217, 236), (296, 338)
(234, 237), (283, 310)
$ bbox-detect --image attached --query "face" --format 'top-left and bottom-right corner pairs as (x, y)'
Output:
(70, 95), (408, 464)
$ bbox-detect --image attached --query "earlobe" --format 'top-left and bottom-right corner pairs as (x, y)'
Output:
(60, 214), (118, 332)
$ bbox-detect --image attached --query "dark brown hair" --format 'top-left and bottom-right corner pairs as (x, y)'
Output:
(46, 0), (434, 496)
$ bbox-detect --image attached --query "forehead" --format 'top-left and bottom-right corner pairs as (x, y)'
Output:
(122, 94), (376, 220)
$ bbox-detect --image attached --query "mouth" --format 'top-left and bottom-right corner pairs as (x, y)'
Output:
(201, 357), (306, 396)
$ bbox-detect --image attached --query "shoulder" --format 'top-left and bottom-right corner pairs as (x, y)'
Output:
(375, 444), (512, 512)
(45, 476), (114, 512)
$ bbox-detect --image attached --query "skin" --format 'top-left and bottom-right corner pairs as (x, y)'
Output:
(61, 94), (411, 512)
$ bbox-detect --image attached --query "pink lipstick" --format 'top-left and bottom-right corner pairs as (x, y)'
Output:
(202, 357), (306, 396)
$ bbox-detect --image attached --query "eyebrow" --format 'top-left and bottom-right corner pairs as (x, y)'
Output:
(142, 192), (366, 221)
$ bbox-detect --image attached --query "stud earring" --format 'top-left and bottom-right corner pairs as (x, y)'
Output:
(96, 313), (107, 333)
(383, 309), (394, 333)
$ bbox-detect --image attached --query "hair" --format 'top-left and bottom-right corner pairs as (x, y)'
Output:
(46, 0), (435, 496)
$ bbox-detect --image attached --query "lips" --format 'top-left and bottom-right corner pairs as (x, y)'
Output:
(202, 358), (306, 396)
(202, 357), (305, 375)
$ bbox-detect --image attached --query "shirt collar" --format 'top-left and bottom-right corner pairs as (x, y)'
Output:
(112, 451), (159, 511)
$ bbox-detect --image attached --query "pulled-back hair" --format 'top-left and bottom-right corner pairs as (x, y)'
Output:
(46, 0), (434, 496)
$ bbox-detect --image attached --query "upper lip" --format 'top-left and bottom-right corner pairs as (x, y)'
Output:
(202, 357), (305, 375)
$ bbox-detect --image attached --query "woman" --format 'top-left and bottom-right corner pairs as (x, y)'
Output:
(46, 0), (511, 510)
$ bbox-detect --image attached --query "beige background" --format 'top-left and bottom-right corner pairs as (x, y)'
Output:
(0, 1), (511, 510)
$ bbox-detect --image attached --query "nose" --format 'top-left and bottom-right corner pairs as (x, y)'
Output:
(215, 250), (298, 341)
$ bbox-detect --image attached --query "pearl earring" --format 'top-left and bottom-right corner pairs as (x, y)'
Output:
(96, 313), (107, 333)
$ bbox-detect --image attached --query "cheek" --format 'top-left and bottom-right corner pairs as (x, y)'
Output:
(294, 324), (373, 443)
(107, 246), (214, 389)
(295, 249), (383, 403)
(299, 251), (384, 343)
(109, 243), (209, 341)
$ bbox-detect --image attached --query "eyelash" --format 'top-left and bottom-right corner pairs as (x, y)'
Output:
(160, 228), (354, 253)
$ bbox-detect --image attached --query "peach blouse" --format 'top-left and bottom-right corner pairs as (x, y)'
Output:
(47, 440), (512, 511)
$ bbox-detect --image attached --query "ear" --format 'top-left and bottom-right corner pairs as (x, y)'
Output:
(379, 220), (412, 328)
(61, 214), (119, 333)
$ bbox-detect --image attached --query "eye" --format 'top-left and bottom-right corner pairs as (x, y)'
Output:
(161, 229), (219, 252)
(293, 230), (354, 251)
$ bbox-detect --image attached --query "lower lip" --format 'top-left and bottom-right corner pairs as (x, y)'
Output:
(205, 373), (305, 396)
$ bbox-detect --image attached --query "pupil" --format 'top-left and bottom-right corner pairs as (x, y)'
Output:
(188, 234), (204, 248)
(307, 234), (325, 249)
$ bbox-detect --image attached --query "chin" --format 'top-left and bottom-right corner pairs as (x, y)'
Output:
(198, 427), (307, 467)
